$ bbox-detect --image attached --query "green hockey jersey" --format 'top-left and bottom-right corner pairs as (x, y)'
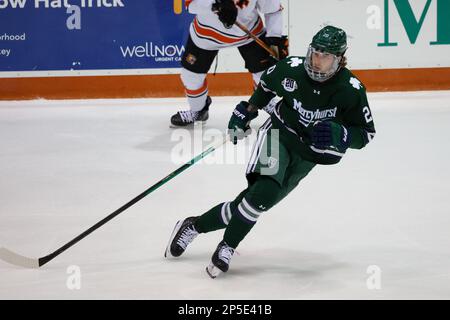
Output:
(249, 56), (376, 165)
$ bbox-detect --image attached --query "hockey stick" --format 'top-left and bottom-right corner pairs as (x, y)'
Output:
(0, 136), (229, 268)
(234, 21), (279, 61)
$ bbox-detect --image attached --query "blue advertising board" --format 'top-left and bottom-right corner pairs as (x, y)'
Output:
(0, 0), (193, 72)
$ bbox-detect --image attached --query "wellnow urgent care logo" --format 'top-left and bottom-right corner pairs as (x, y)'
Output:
(119, 2), (188, 64)
(120, 42), (185, 63)
(367, 0), (450, 46)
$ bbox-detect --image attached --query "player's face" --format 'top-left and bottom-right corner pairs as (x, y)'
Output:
(311, 50), (335, 73)
(305, 45), (342, 82)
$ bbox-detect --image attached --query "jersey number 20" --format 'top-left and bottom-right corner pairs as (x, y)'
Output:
(363, 106), (373, 123)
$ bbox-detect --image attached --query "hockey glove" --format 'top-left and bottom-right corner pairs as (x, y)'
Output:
(311, 121), (351, 152)
(212, 0), (238, 29)
(228, 101), (258, 145)
(265, 36), (289, 60)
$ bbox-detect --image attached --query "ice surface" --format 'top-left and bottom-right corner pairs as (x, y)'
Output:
(1, 91), (450, 299)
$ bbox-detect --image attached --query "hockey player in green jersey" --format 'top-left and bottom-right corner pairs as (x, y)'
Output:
(165, 25), (376, 278)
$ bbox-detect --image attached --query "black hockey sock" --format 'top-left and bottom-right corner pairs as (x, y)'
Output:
(223, 214), (255, 249)
(222, 177), (282, 248)
(194, 203), (227, 233)
(195, 188), (250, 233)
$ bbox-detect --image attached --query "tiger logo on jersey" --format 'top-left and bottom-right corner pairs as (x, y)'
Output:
(185, 53), (197, 65)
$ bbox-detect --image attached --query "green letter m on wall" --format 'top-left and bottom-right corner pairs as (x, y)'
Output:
(378, 0), (450, 47)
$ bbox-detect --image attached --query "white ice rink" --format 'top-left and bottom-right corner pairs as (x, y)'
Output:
(1, 91), (450, 300)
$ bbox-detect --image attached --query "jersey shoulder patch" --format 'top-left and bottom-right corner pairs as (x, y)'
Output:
(285, 56), (304, 68)
(349, 77), (363, 90)
(339, 69), (366, 92)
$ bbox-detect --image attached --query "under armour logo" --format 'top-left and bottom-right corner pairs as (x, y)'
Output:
(258, 205), (266, 210)
(314, 90), (321, 95)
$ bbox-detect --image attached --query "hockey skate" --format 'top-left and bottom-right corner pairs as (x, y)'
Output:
(206, 240), (235, 278)
(164, 216), (199, 258)
(170, 96), (211, 127)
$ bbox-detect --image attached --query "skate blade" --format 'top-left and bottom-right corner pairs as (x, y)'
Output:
(164, 220), (183, 258)
(206, 263), (222, 279)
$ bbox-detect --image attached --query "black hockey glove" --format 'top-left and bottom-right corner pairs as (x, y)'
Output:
(311, 121), (351, 152)
(212, 0), (238, 29)
(265, 35), (289, 60)
(228, 101), (258, 145)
